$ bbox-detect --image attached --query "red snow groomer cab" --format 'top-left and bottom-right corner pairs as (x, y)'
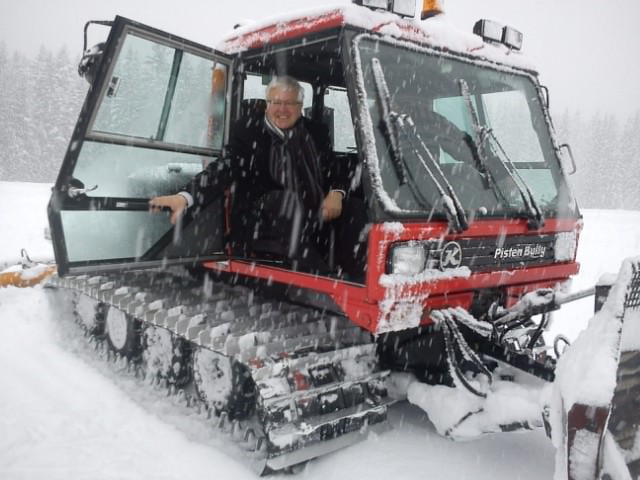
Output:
(46, 1), (639, 478)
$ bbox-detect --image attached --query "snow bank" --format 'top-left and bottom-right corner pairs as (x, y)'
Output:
(549, 256), (640, 480)
(552, 256), (639, 408)
(0, 286), (251, 480)
(407, 375), (549, 440)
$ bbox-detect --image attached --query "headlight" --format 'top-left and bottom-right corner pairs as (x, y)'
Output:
(354, 0), (416, 18)
(554, 231), (578, 262)
(501, 26), (523, 51)
(390, 243), (426, 275)
(473, 20), (523, 51)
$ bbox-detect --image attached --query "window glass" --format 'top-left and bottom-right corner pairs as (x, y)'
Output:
(73, 142), (210, 199)
(92, 33), (226, 150)
(353, 34), (575, 217)
(483, 90), (545, 164)
(324, 87), (356, 152)
(482, 90), (555, 203)
(61, 211), (171, 262)
(50, 21), (231, 274)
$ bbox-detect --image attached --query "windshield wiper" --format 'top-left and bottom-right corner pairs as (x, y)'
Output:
(371, 58), (468, 233)
(397, 114), (470, 232)
(371, 58), (407, 185)
(459, 79), (544, 229)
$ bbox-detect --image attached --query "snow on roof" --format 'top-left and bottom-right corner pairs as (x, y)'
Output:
(217, 4), (538, 73)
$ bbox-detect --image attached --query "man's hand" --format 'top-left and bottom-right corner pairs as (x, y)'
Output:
(322, 190), (343, 222)
(149, 194), (188, 225)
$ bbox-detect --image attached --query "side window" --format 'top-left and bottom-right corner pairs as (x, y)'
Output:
(75, 32), (228, 199)
(93, 34), (227, 150)
(323, 87), (356, 153)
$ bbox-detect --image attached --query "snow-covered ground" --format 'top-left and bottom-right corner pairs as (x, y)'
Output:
(1, 181), (639, 480)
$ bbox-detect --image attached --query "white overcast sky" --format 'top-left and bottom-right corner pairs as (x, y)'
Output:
(1, 0), (639, 119)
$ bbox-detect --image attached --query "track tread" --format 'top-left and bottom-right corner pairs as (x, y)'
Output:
(47, 270), (392, 472)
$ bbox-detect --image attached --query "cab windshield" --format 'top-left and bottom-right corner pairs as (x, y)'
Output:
(352, 34), (577, 223)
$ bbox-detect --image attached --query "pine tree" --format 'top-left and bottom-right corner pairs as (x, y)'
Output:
(0, 41), (636, 213)
(47, 46), (87, 183)
(0, 42), (9, 180)
(619, 111), (640, 210)
(0, 51), (30, 181)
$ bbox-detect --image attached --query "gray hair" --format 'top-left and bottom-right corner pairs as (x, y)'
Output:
(265, 76), (304, 102)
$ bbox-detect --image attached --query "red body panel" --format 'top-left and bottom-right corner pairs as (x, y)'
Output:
(205, 218), (581, 334)
(221, 8), (428, 53)
(222, 10), (346, 52)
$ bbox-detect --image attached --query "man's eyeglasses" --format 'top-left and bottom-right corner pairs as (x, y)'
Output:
(267, 100), (302, 108)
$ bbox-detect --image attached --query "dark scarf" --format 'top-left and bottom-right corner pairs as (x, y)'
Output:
(265, 116), (324, 212)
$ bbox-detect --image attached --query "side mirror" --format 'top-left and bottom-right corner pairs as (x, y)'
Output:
(559, 143), (576, 175)
(540, 85), (549, 109)
(78, 42), (105, 84)
(371, 57), (407, 185)
(78, 20), (113, 84)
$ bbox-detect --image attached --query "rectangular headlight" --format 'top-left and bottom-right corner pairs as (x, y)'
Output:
(473, 19), (503, 43)
(554, 231), (578, 262)
(392, 0), (416, 18)
(390, 243), (426, 275)
(354, 0), (415, 17)
(355, 0), (388, 10)
(502, 26), (523, 50)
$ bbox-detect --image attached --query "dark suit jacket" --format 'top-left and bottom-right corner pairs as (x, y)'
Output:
(184, 113), (349, 251)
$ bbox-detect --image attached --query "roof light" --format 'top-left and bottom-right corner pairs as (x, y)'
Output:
(473, 19), (503, 43)
(353, 0), (416, 18)
(392, 0), (417, 17)
(354, 0), (388, 10)
(501, 26), (523, 50)
(421, 0), (444, 19)
(473, 19), (524, 50)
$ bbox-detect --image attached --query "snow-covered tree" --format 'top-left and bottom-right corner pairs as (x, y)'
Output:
(0, 51), (31, 181)
(0, 44), (637, 212)
(0, 44), (86, 182)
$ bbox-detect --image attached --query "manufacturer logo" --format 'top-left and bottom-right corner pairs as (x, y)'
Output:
(494, 244), (546, 260)
(440, 241), (462, 270)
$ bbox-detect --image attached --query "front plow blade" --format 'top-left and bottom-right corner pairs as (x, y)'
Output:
(0, 264), (57, 288)
(553, 256), (640, 480)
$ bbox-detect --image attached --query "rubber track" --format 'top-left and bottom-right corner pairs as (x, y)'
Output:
(47, 270), (394, 473)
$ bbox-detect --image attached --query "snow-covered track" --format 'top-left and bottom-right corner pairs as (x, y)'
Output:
(45, 269), (393, 474)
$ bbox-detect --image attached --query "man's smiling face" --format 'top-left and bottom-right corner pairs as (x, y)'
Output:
(266, 86), (303, 130)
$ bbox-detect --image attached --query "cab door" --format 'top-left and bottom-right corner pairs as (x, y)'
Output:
(48, 16), (233, 276)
